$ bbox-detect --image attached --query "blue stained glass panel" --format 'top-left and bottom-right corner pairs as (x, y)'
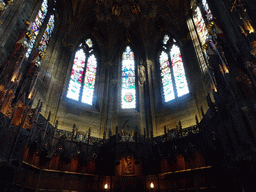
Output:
(26, 0), (48, 58)
(67, 49), (86, 101)
(82, 54), (97, 105)
(171, 45), (189, 97)
(122, 46), (136, 109)
(40, 14), (55, 51)
(159, 51), (175, 102)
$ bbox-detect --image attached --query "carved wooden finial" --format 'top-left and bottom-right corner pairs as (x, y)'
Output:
(195, 115), (199, 125)
(116, 126), (118, 134)
(47, 111), (51, 121)
(88, 127), (91, 137)
(178, 121), (183, 138)
(55, 120), (59, 128)
(38, 102), (43, 113)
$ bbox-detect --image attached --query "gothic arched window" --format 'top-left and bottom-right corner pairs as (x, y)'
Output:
(159, 35), (189, 102)
(121, 46), (136, 109)
(67, 38), (98, 105)
(26, 0), (48, 58)
(40, 14), (55, 52)
(187, 0), (213, 72)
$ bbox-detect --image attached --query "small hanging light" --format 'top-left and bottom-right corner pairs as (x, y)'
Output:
(104, 183), (108, 189)
(150, 182), (154, 189)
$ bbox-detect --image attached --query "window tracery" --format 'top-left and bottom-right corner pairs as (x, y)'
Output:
(67, 38), (98, 105)
(159, 35), (189, 102)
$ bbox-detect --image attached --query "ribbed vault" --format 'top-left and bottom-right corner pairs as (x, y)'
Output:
(55, 0), (190, 62)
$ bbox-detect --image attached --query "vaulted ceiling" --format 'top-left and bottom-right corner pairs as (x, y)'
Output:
(55, 0), (190, 61)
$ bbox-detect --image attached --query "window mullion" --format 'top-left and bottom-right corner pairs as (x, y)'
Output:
(168, 50), (178, 99)
(79, 48), (88, 102)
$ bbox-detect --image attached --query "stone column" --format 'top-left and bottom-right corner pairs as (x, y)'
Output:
(145, 59), (156, 137)
(99, 62), (112, 138)
(138, 63), (146, 135)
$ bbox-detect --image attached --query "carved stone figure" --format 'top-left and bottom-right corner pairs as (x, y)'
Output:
(138, 64), (146, 86)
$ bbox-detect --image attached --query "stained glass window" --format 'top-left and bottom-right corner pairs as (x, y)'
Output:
(67, 38), (98, 105)
(187, 17), (207, 72)
(40, 14), (55, 52)
(187, 0), (214, 73)
(67, 49), (86, 101)
(26, 0), (48, 58)
(159, 37), (189, 102)
(163, 35), (170, 45)
(86, 39), (93, 48)
(159, 51), (174, 102)
(170, 45), (189, 97)
(202, 0), (213, 21)
(82, 54), (97, 105)
(193, 6), (208, 46)
(121, 46), (136, 109)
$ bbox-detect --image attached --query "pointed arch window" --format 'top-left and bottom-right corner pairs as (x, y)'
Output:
(187, 0), (213, 72)
(40, 14), (55, 52)
(26, 0), (48, 58)
(67, 38), (98, 105)
(121, 46), (136, 109)
(159, 35), (189, 102)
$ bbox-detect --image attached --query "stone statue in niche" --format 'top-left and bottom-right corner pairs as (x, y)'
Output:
(138, 62), (146, 86)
